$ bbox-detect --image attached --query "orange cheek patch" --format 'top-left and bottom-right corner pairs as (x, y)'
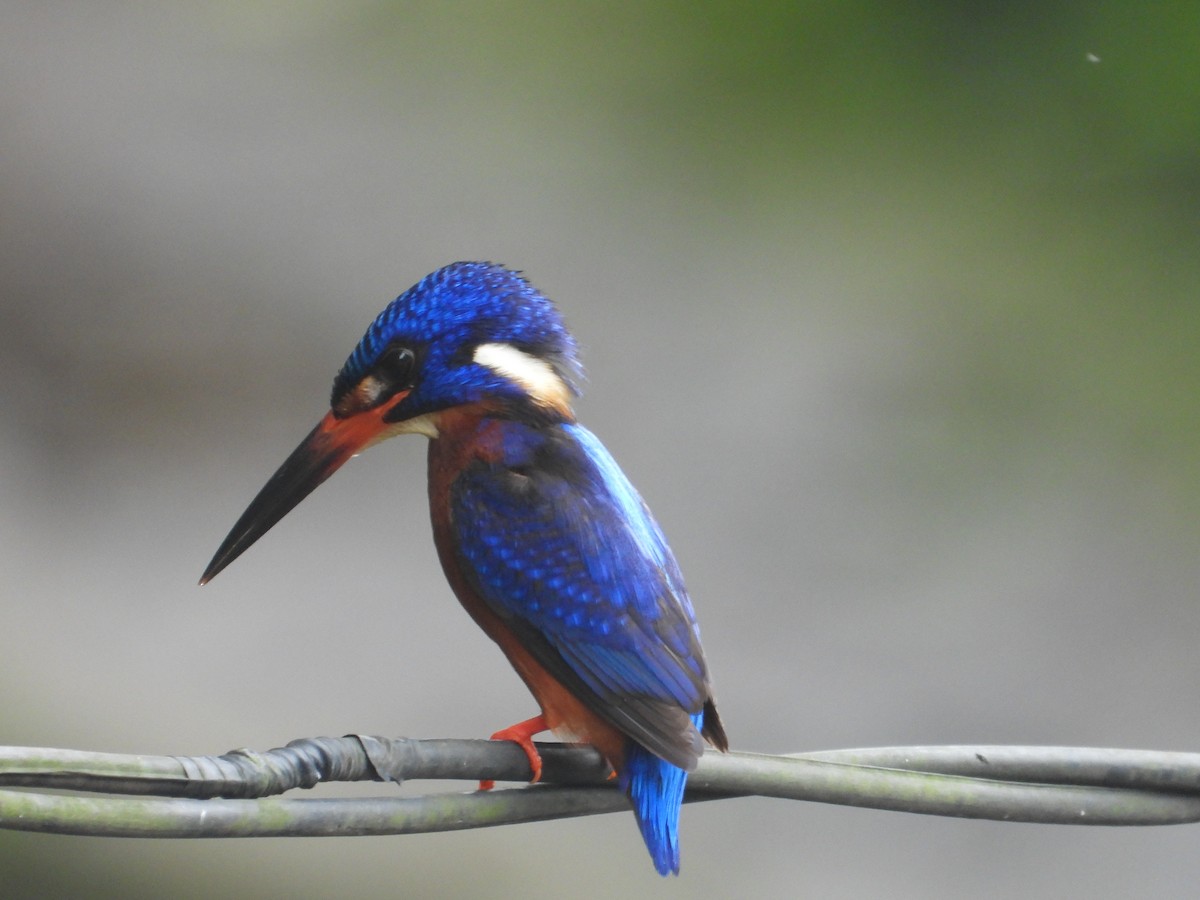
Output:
(317, 389), (413, 460)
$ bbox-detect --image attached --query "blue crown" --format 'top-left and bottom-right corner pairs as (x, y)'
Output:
(331, 262), (583, 408)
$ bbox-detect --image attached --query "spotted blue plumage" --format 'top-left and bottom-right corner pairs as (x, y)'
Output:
(331, 262), (582, 417)
(449, 416), (715, 873)
(452, 420), (709, 753)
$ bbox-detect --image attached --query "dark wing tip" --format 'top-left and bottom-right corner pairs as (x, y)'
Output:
(701, 698), (728, 752)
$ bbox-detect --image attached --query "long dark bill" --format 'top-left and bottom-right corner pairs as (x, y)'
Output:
(199, 398), (405, 585)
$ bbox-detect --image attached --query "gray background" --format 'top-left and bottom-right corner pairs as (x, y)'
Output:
(3, 4), (1198, 898)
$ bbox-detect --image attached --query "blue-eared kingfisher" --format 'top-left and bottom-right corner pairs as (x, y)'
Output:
(199, 262), (727, 875)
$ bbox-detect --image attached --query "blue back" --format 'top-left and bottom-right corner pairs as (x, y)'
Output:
(450, 419), (711, 770)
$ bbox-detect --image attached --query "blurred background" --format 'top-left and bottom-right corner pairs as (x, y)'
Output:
(2, 3), (1198, 897)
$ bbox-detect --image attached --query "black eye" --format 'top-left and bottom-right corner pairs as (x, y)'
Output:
(375, 345), (416, 389)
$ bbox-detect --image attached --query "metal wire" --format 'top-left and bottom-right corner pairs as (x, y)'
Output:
(2, 737), (1199, 838)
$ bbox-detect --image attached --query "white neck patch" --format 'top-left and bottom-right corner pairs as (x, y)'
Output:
(473, 342), (572, 413)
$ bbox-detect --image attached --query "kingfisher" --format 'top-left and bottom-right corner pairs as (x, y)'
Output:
(200, 262), (727, 875)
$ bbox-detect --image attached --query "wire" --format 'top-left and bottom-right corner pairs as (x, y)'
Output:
(2, 737), (1199, 837)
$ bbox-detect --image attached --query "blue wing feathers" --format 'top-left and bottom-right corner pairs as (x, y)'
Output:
(450, 420), (712, 768)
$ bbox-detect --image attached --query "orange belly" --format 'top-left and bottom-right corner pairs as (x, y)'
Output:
(486, 617), (629, 769)
(437, 538), (628, 769)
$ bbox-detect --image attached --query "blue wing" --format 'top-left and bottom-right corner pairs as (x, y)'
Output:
(450, 421), (712, 769)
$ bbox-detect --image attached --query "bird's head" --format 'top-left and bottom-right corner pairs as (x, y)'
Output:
(200, 261), (583, 583)
(330, 261), (583, 433)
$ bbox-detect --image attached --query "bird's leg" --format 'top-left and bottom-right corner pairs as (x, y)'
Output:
(478, 714), (548, 790)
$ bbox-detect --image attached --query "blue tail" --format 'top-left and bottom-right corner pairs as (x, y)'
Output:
(618, 712), (704, 876)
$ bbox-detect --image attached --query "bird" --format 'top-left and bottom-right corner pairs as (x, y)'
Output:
(200, 261), (727, 875)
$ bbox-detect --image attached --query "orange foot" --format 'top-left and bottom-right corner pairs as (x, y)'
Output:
(478, 714), (547, 791)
